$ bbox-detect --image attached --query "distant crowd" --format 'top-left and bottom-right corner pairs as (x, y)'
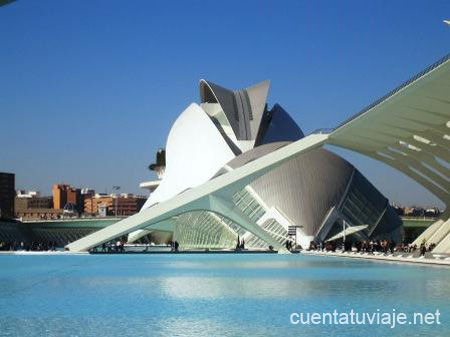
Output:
(0, 238), (438, 257)
(308, 239), (437, 256)
(0, 241), (58, 251)
(89, 240), (182, 253)
(98, 241), (125, 252)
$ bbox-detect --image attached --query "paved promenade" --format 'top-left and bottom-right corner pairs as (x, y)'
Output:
(2, 249), (450, 267)
(302, 250), (450, 267)
(0, 249), (278, 255)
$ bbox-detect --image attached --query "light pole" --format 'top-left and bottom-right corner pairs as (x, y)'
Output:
(343, 220), (346, 243)
(113, 186), (120, 217)
(342, 220), (348, 251)
(288, 225), (304, 250)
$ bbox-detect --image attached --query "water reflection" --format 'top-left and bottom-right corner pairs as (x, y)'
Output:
(0, 254), (449, 337)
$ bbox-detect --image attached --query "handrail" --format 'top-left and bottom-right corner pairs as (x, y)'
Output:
(311, 128), (334, 135)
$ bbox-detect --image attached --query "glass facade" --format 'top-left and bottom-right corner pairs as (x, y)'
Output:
(339, 171), (387, 234)
(172, 186), (290, 250)
(173, 211), (237, 249)
(245, 219), (288, 248)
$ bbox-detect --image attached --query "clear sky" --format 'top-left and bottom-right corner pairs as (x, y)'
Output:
(1, 0), (449, 207)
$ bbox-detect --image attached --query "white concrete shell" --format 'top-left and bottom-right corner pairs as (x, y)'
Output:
(128, 103), (235, 242)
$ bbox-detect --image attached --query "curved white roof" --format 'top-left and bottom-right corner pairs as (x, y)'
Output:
(142, 102), (235, 209)
(329, 54), (450, 207)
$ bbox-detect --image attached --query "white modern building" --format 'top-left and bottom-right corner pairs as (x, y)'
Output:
(70, 59), (450, 253)
(129, 79), (403, 250)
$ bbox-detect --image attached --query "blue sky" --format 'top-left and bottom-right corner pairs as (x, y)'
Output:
(1, 0), (449, 207)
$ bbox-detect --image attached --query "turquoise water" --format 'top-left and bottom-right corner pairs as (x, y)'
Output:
(0, 254), (449, 336)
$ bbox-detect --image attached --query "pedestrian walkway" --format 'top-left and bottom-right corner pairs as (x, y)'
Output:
(302, 250), (450, 267)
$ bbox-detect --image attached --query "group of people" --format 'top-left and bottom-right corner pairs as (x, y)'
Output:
(309, 241), (337, 252)
(0, 241), (59, 251)
(354, 240), (397, 254)
(285, 239), (296, 251)
(308, 239), (437, 256)
(394, 242), (436, 255)
(99, 241), (125, 252)
(235, 237), (245, 251)
(419, 242), (436, 256)
(168, 240), (179, 252)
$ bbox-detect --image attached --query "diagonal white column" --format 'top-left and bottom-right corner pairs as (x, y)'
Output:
(433, 217), (450, 254)
(412, 210), (450, 246)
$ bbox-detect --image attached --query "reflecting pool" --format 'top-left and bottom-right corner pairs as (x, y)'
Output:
(0, 254), (449, 336)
